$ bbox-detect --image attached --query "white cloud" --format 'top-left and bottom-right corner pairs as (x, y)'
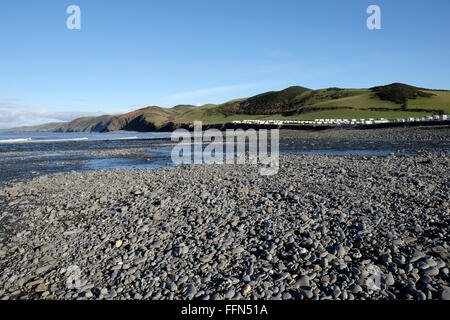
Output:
(0, 103), (111, 129)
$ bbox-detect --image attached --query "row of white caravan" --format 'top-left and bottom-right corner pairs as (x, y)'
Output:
(232, 114), (448, 126)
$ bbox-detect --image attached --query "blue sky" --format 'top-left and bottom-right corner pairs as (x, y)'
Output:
(0, 0), (449, 128)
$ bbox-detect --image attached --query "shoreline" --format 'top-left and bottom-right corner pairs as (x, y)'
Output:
(2, 123), (449, 142)
(0, 153), (448, 300)
(1, 125), (449, 184)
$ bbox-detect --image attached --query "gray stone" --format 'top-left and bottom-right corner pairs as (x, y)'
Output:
(294, 275), (310, 288)
(440, 286), (450, 300)
(384, 273), (395, 287)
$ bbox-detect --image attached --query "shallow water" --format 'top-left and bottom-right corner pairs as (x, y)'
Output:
(0, 131), (449, 183)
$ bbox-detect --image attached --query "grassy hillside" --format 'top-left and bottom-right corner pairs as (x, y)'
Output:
(371, 83), (435, 106)
(220, 86), (310, 115)
(11, 83), (450, 132)
(103, 107), (175, 131)
(174, 84), (450, 125)
(62, 115), (117, 132)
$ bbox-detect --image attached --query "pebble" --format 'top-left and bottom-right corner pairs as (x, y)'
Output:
(384, 273), (395, 287)
(294, 275), (310, 288)
(336, 245), (346, 258)
(299, 286), (313, 299)
(440, 286), (450, 300)
(242, 285), (251, 294)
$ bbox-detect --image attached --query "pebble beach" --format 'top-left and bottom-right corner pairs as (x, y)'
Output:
(0, 151), (448, 300)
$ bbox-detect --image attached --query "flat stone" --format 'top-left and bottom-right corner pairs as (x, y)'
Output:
(294, 275), (310, 288)
(35, 264), (55, 275)
(35, 283), (47, 292)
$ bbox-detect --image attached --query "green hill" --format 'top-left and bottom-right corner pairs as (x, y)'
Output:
(62, 115), (117, 132)
(220, 86), (311, 115)
(11, 83), (450, 132)
(370, 83), (435, 107)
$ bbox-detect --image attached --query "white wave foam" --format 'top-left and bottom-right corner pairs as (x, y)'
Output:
(110, 136), (139, 140)
(0, 137), (90, 144)
(0, 138), (32, 143)
(0, 136), (141, 144)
